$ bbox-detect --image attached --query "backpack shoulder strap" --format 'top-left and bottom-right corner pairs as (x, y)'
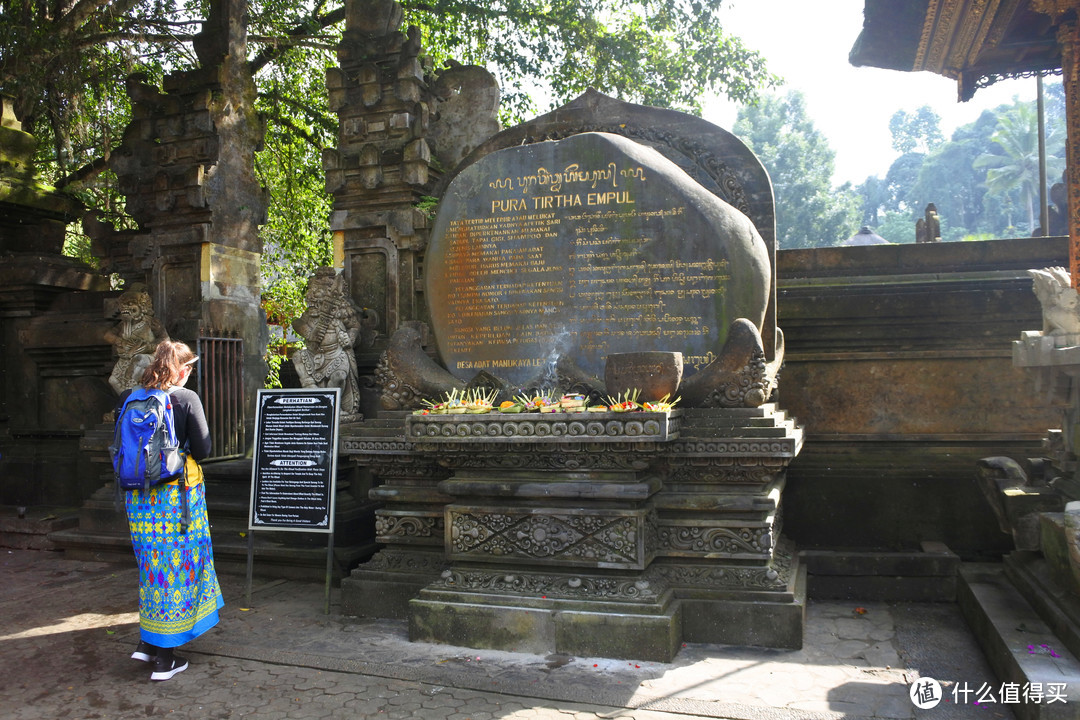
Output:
(113, 389), (144, 445)
(117, 388), (147, 416)
(150, 389), (181, 445)
(142, 388), (169, 406)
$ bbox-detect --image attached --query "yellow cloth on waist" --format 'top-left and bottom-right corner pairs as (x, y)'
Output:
(164, 454), (204, 486)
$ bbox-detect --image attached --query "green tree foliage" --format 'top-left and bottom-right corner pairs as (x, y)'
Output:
(405, 0), (780, 121)
(875, 210), (916, 245)
(882, 152), (925, 213)
(0, 0), (192, 174)
(907, 111), (997, 240)
(856, 83), (1067, 243)
(254, 43), (337, 318)
(974, 100), (1064, 234)
(3, 0), (779, 185)
(888, 105), (944, 154)
(732, 90), (861, 249)
(856, 175), (889, 226)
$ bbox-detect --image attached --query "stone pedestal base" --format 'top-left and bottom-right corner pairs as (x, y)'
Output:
(342, 405), (804, 657)
(409, 566), (681, 661)
(405, 549), (806, 658)
(665, 547), (807, 650)
(341, 548), (448, 619)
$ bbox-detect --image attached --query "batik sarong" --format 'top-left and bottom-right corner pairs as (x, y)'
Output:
(126, 475), (224, 648)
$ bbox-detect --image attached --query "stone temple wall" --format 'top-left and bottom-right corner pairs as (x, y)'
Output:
(0, 97), (112, 506)
(777, 236), (1064, 559)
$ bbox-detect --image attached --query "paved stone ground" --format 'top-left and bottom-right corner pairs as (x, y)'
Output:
(0, 548), (1021, 719)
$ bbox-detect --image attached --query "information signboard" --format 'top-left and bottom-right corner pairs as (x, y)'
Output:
(249, 388), (339, 533)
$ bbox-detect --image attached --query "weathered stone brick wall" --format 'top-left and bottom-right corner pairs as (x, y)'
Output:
(777, 237), (1065, 559)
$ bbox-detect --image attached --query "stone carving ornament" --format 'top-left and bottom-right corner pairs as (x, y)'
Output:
(434, 566), (666, 602)
(450, 510), (644, 565)
(656, 524), (773, 556)
(407, 413), (675, 442)
(375, 514), (441, 540)
(375, 324), (464, 411)
(293, 267), (368, 417)
(437, 449), (650, 472)
(1029, 266), (1080, 335)
(363, 548), (448, 574)
(104, 286), (169, 394)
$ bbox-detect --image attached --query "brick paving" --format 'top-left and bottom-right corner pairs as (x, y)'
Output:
(0, 548), (1013, 719)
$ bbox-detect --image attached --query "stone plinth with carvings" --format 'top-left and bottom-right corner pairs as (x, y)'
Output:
(342, 405), (803, 660)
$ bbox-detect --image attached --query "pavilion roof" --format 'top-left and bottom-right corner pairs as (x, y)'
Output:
(849, 0), (1061, 100)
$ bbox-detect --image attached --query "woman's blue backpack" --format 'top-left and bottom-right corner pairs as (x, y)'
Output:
(109, 388), (186, 490)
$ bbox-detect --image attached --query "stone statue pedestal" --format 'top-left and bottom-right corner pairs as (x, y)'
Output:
(342, 405), (803, 660)
(963, 327), (1080, 703)
(1014, 331), (1080, 502)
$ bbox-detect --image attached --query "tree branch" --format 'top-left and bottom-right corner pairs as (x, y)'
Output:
(265, 113), (324, 151)
(57, 0), (142, 38)
(260, 91), (337, 134)
(54, 155), (109, 189)
(74, 31), (197, 49)
(249, 6), (345, 75)
(248, 35), (338, 51)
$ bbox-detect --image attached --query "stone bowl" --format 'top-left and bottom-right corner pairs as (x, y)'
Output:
(604, 351), (683, 402)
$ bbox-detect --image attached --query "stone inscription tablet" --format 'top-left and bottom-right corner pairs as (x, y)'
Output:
(249, 388), (339, 532)
(427, 132), (771, 387)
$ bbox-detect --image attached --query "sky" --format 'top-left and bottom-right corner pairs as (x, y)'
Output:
(702, 0), (1043, 187)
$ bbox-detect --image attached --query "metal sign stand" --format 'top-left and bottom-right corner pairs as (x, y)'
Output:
(245, 387), (340, 615)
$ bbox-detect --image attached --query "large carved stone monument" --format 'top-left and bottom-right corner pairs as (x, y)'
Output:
(342, 91), (804, 660)
(425, 131), (771, 388)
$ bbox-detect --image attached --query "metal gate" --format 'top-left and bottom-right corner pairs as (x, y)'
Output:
(196, 334), (246, 459)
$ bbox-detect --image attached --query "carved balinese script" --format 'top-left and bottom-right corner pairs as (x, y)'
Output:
(427, 132), (771, 385)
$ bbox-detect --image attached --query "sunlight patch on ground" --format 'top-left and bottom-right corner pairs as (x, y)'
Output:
(0, 611), (139, 641)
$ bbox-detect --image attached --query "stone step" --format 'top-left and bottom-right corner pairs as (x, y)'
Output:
(801, 541), (959, 602)
(0, 505), (79, 550)
(681, 405), (781, 419)
(958, 563), (1080, 720)
(681, 414), (797, 428)
(1004, 550), (1080, 669)
(681, 413), (790, 428)
(343, 414), (410, 429)
(680, 425), (796, 439)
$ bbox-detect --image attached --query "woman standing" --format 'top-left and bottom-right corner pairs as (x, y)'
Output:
(117, 340), (224, 681)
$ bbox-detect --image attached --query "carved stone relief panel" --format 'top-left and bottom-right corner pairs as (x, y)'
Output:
(446, 505), (655, 569)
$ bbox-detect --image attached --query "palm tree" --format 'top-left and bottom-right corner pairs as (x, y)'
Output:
(974, 102), (1064, 234)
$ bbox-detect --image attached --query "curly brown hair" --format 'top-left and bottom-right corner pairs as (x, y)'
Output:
(141, 340), (198, 390)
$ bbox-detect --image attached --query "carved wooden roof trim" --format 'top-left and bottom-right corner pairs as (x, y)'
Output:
(853, 0), (1062, 100)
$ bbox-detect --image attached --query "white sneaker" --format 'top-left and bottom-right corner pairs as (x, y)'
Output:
(150, 655), (188, 681)
(131, 641), (157, 663)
